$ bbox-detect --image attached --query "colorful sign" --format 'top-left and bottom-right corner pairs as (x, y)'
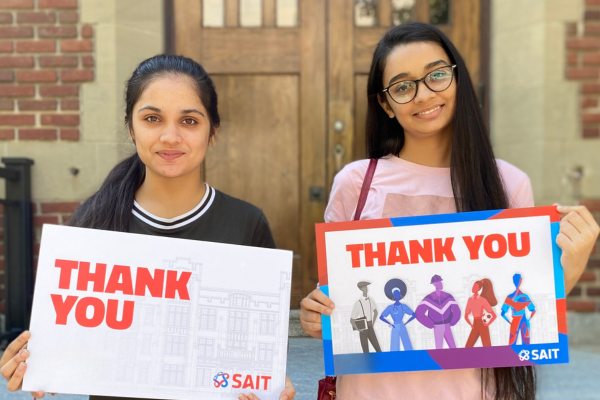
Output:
(23, 225), (293, 400)
(316, 206), (568, 375)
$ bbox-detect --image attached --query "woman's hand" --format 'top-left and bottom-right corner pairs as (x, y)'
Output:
(556, 205), (600, 294)
(0, 331), (46, 398)
(299, 289), (335, 339)
(238, 376), (295, 400)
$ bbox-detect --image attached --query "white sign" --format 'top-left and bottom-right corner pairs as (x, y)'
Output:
(23, 225), (293, 400)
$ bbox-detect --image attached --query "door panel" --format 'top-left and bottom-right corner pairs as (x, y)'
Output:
(173, 0), (482, 308)
(174, 0), (326, 308)
(206, 75), (300, 254)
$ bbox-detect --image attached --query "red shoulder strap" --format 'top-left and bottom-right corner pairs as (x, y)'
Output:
(353, 158), (378, 221)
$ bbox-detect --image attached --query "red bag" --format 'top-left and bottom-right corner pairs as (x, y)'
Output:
(317, 376), (337, 400)
(317, 158), (378, 400)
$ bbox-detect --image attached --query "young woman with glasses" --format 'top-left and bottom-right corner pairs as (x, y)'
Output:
(1, 55), (295, 400)
(299, 22), (599, 400)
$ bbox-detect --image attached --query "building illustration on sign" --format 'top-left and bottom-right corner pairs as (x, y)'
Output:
(100, 258), (291, 397)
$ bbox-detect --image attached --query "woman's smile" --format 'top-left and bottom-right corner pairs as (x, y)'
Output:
(157, 150), (185, 161)
(413, 104), (444, 120)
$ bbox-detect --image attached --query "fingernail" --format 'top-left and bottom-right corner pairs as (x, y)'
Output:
(325, 308), (332, 315)
(21, 349), (29, 358)
(19, 362), (26, 370)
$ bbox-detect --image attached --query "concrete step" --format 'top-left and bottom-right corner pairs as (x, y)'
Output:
(289, 309), (309, 338)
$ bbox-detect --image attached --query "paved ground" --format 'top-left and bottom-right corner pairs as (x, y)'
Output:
(1, 339), (599, 400)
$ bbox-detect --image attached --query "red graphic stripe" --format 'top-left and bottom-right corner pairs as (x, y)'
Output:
(488, 205), (559, 223)
(556, 298), (568, 334)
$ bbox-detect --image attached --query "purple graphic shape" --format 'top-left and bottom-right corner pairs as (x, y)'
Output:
(427, 346), (536, 369)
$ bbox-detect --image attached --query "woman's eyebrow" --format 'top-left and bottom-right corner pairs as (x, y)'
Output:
(138, 105), (160, 113)
(387, 60), (450, 85)
(424, 59), (449, 70)
(181, 109), (205, 117)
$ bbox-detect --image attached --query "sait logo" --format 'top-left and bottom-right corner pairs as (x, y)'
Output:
(518, 350), (530, 361)
(213, 372), (230, 388)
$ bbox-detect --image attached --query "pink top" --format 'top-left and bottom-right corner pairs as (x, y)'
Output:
(325, 155), (534, 400)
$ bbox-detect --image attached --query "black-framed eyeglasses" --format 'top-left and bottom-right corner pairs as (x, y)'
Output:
(381, 65), (457, 105)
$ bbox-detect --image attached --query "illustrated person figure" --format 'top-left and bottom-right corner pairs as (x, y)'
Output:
(416, 275), (461, 349)
(350, 281), (382, 353)
(0, 55), (295, 400)
(297, 21), (599, 400)
(379, 278), (415, 351)
(464, 279), (498, 347)
(501, 273), (536, 345)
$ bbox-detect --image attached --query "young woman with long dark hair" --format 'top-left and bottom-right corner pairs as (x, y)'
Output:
(0, 55), (295, 400)
(299, 22), (599, 400)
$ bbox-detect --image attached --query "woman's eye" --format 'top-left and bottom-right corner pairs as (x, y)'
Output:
(431, 71), (449, 80)
(182, 118), (197, 125)
(145, 116), (160, 122)
(395, 84), (411, 93)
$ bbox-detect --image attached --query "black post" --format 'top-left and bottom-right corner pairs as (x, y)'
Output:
(0, 157), (34, 346)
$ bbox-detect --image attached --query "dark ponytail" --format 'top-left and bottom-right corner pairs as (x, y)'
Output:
(366, 23), (534, 400)
(69, 55), (220, 231)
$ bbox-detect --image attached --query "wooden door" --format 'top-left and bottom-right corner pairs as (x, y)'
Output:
(329, 0), (483, 181)
(173, 0), (326, 308)
(172, 0), (483, 308)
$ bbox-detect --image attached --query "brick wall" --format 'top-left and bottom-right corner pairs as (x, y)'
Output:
(563, 1), (600, 312)
(0, 0), (93, 321)
(0, 0), (94, 141)
(566, 200), (600, 312)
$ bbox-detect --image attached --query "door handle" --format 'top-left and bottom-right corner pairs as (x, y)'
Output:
(333, 144), (346, 173)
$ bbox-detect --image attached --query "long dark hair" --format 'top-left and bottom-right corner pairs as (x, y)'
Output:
(366, 22), (509, 213)
(366, 23), (534, 400)
(69, 55), (220, 231)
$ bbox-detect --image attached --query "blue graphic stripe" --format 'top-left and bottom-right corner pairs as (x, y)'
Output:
(332, 350), (442, 375)
(389, 209), (502, 227)
(324, 340), (335, 375)
(320, 285), (332, 340)
(551, 222), (565, 299)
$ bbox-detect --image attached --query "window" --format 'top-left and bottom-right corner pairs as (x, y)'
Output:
(164, 335), (187, 357)
(259, 313), (276, 335)
(195, 368), (213, 388)
(258, 343), (274, 362)
(429, 0), (450, 25)
(167, 305), (190, 334)
(199, 308), (217, 331)
(229, 293), (250, 308)
(228, 310), (249, 332)
(197, 338), (214, 358)
(141, 334), (152, 354)
(162, 364), (185, 385)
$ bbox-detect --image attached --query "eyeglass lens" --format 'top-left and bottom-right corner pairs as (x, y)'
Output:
(388, 66), (454, 104)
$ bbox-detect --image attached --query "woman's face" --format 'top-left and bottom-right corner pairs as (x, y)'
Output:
(378, 41), (456, 139)
(472, 282), (480, 294)
(130, 75), (214, 179)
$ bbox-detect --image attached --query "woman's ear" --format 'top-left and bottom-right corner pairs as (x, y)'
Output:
(128, 126), (136, 144)
(378, 94), (396, 119)
(209, 128), (218, 146)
